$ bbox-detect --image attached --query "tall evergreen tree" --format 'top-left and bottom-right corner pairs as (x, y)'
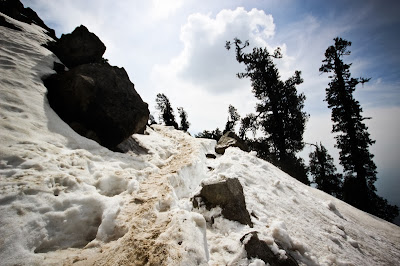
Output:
(155, 93), (178, 129)
(223, 105), (240, 134)
(309, 143), (343, 198)
(177, 107), (190, 132)
(320, 37), (398, 221)
(226, 38), (309, 184)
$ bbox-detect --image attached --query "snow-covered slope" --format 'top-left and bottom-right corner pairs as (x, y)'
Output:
(1, 12), (399, 266)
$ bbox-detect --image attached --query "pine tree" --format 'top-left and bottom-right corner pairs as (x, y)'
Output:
(320, 37), (398, 221)
(309, 143), (343, 198)
(195, 128), (222, 141)
(155, 93), (178, 129)
(148, 114), (157, 125)
(223, 105), (240, 134)
(177, 107), (190, 132)
(226, 38), (309, 184)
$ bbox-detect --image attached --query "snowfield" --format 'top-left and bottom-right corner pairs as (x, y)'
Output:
(1, 12), (400, 266)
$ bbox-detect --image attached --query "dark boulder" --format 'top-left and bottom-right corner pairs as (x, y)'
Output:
(193, 178), (253, 227)
(241, 232), (298, 266)
(206, 153), (216, 159)
(48, 25), (106, 68)
(44, 63), (149, 149)
(0, 0), (56, 39)
(215, 131), (248, 155)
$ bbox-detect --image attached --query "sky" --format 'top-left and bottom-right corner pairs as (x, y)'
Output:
(21, 0), (400, 213)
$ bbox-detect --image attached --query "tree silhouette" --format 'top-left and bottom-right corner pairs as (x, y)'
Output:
(177, 107), (190, 132)
(223, 105), (240, 134)
(155, 93), (178, 129)
(226, 38), (309, 184)
(195, 128), (223, 141)
(309, 143), (343, 198)
(320, 37), (398, 221)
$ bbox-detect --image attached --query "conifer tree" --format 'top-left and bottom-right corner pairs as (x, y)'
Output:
(309, 143), (343, 198)
(177, 107), (190, 132)
(320, 37), (398, 221)
(223, 105), (240, 134)
(226, 38), (309, 184)
(195, 128), (222, 141)
(155, 93), (178, 129)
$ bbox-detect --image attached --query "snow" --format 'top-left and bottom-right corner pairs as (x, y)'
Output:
(1, 11), (400, 265)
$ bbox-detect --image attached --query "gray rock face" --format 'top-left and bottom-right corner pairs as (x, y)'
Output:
(193, 178), (253, 227)
(215, 131), (248, 155)
(44, 63), (149, 149)
(49, 25), (106, 68)
(241, 232), (298, 266)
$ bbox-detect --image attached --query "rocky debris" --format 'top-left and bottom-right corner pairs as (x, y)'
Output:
(47, 25), (106, 68)
(44, 63), (149, 149)
(0, 0), (56, 39)
(206, 153), (217, 159)
(215, 131), (248, 155)
(241, 232), (298, 266)
(193, 178), (253, 227)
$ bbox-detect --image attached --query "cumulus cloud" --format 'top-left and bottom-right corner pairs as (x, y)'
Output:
(154, 7), (278, 94)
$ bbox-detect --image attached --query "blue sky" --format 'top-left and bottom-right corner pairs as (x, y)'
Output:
(21, 0), (400, 215)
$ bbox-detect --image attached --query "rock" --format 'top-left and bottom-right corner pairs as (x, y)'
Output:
(48, 25), (106, 68)
(206, 153), (216, 159)
(215, 131), (248, 155)
(53, 62), (66, 74)
(0, 0), (56, 39)
(44, 63), (149, 149)
(193, 178), (253, 227)
(116, 136), (149, 154)
(240, 232), (298, 266)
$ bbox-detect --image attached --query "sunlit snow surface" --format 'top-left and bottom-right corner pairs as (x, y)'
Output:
(1, 12), (399, 266)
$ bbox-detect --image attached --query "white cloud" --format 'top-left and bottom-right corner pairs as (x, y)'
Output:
(151, 0), (184, 20)
(154, 7), (277, 94)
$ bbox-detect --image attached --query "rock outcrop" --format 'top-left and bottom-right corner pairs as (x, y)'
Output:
(241, 232), (298, 266)
(47, 25), (106, 68)
(45, 63), (149, 149)
(0, 0), (56, 39)
(215, 131), (248, 154)
(193, 178), (253, 227)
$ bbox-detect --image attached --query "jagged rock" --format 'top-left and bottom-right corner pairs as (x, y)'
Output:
(0, 0), (56, 39)
(215, 131), (248, 155)
(48, 25), (106, 68)
(44, 63), (149, 149)
(193, 178), (253, 227)
(241, 232), (298, 266)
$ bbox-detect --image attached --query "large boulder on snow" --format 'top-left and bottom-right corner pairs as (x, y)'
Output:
(241, 232), (298, 266)
(215, 131), (248, 154)
(193, 178), (253, 227)
(0, 0), (56, 39)
(44, 63), (149, 149)
(48, 25), (106, 68)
